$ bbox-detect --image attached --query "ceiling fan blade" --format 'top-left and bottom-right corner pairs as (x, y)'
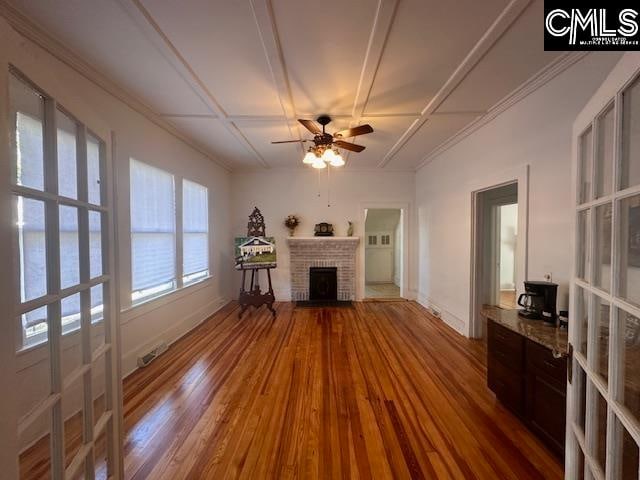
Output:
(334, 124), (373, 138)
(334, 140), (365, 153)
(298, 119), (322, 134)
(271, 139), (307, 144)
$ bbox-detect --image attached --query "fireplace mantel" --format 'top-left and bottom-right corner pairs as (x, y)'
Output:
(287, 236), (359, 301)
(286, 236), (360, 242)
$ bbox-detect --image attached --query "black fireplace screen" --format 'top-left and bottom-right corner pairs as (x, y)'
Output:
(309, 267), (337, 301)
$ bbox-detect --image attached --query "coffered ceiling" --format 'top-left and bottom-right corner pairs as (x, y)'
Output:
(2, 0), (565, 171)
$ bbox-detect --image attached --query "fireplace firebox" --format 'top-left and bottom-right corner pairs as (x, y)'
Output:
(309, 267), (337, 301)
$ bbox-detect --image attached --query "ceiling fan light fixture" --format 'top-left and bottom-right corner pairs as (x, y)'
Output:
(311, 157), (327, 169)
(322, 148), (335, 162)
(329, 151), (344, 167)
(303, 149), (316, 164)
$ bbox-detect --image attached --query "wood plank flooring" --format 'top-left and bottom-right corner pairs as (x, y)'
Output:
(21, 301), (563, 479)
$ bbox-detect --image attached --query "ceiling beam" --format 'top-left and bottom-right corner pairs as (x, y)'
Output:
(0, 0), (233, 172)
(249, 0), (305, 157)
(344, 0), (399, 167)
(118, 0), (270, 168)
(377, 0), (532, 168)
(350, 0), (399, 122)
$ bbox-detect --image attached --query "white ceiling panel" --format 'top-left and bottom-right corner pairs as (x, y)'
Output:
(6, 0), (211, 116)
(437, 1), (561, 113)
(345, 116), (417, 169)
(6, 0), (577, 171)
(139, 0), (284, 117)
(389, 113), (480, 169)
(165, 116), (257, 168)
(235, 119), (303, 168)
(271, 0), (376, 117)
(364, 0), (509, 116)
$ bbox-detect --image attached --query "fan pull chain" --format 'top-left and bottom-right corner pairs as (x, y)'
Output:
(317, 168), (321, 198)
(327, 165), (331, 207)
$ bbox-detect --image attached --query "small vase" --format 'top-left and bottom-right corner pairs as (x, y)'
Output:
(288, 227), (296, 237)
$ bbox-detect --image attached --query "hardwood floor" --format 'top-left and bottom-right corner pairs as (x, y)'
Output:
(20, 301), (563, 479)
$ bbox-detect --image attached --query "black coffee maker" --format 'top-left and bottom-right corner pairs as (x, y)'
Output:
(517, 281), (558, 323)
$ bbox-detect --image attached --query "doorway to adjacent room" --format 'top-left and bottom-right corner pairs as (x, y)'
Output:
(364, 208), (403, 299)
(472, 182), (520, 340)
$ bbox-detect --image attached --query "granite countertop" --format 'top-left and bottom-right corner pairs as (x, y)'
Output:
(481, 305), (569, 358)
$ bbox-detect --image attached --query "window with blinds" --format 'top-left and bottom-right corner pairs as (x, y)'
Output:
(183, 179), (209, 284)
(130, 159), (176, 303)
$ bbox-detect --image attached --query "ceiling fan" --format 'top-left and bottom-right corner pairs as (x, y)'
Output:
(271, 115), (374, 168)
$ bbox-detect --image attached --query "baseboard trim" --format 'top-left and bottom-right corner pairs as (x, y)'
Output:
(417, 293), (467, 336)
(122, 296), (229, 378)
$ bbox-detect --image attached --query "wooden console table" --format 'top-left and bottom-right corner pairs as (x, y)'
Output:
(237, 263), (276, 318)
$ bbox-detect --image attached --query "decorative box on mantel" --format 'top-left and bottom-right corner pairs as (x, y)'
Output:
(287, 237), (359, 301)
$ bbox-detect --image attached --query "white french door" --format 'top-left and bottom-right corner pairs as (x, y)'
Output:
(8, 68), (123, 479)
(568, 57), (640, 480)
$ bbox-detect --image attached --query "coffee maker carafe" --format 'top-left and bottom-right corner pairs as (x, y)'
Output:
(517, 281), (558, 323)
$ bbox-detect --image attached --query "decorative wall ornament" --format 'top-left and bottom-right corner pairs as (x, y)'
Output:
(347, 221), (354, 237)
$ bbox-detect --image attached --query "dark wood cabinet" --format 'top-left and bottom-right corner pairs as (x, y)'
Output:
(487, 319), (567, 459)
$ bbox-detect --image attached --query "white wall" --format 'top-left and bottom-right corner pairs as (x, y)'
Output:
(394, 219), (402, 286)
(1, 20), (233, 449)
(415, 52), (622, 335)
(230, 169), (415, 300)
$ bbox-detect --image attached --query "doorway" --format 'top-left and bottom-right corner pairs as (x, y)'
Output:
(364, 209), (402, 299)
(472, 182), (519, 340)
(498, 203), (518, 309)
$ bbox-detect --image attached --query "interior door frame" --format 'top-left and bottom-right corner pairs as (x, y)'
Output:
(566, 55), (640, 480)
(469, 165), (529, 339)
(359, 202), (410, 300)
(0, 23), (20, 478)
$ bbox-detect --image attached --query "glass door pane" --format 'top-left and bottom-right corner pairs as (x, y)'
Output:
(591, 297), (610, 383)
(619, 194), (640, 307)
(622, 76), (640, 190)
(594, 203), (612, 292)
(580, 127), (594, 204)
(595, 104), (614, 198)
(578, 209), (591, 282)
(620, 308), (640, 423)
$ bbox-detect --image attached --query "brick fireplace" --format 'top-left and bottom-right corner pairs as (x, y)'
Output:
(287, 237), (360, 301)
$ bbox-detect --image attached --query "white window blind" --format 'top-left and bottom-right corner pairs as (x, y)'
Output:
(183, 179), (209, 282)
(130, 159), (176, 300)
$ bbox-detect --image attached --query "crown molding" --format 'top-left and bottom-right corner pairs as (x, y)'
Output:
(0, 0), (233, 172)
(230, 165), (416, 175)
(415, 51), (589, 171)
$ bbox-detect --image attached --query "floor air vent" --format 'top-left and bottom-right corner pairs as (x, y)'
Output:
(137, 342), (168, 368)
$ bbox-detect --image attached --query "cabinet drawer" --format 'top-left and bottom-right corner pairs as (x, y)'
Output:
(526, 339), (567, 385)
(488, 356), (524, 415)
(488, 320), (524, 372)
(526, 371), (566, 457)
